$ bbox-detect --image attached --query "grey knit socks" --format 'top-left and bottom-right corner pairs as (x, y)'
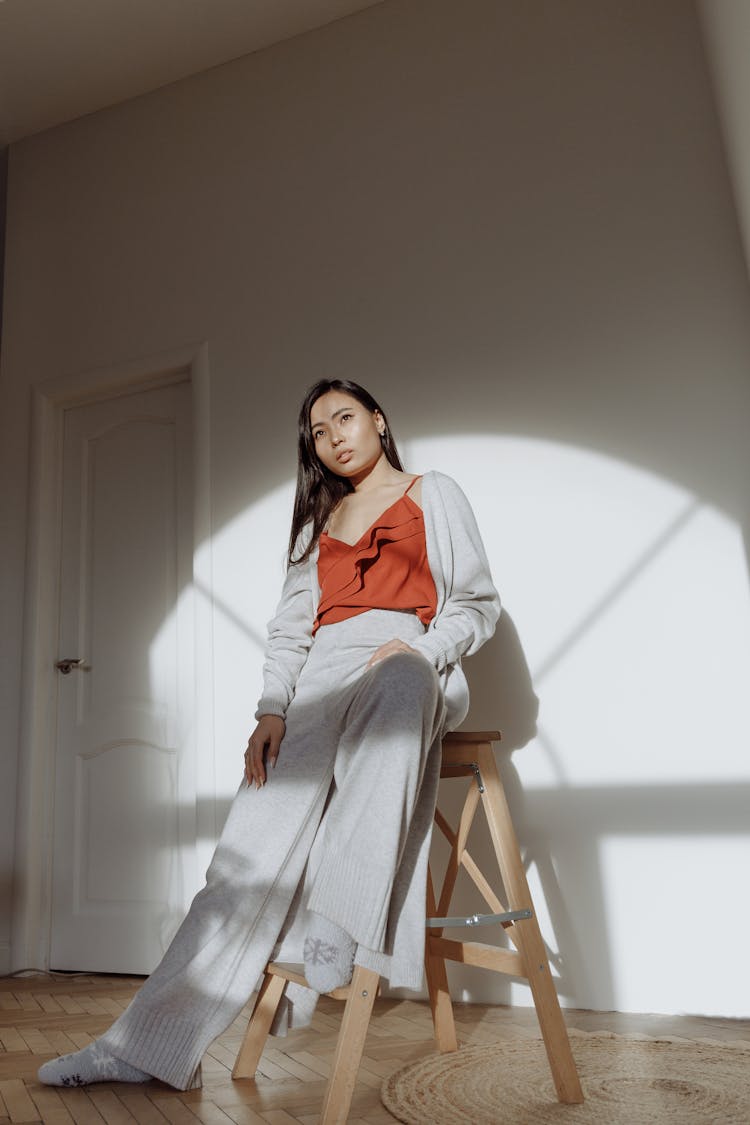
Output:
(38, 1041), (151, 1087)
(303, 912), (356, 992)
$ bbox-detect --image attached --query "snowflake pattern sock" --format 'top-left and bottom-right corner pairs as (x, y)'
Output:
(303, 912), (356, 993)
(38, 1041), (151, 1087)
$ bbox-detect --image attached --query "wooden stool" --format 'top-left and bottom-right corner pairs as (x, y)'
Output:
(233, 730), (583, 1121)
(426, 731), (583, 1103)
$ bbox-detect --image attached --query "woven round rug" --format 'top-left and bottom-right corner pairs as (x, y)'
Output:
(381, 1031), (750, 1124)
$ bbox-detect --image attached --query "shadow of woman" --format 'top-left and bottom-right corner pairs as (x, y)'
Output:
(462, 609), (539, 752)
(436, 610), (587, 1007)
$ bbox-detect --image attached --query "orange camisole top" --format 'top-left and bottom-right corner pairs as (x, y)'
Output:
(312, 477), (437, 635)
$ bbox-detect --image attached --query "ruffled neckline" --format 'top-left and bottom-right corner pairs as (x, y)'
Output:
(321, 492), (422, 551)
(316, 494), (425, 618)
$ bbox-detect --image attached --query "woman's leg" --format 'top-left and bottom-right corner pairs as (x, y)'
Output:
(41, 682), (340, 1091)
(99, 776), (332, 1087)
(305, 650), (444, 977)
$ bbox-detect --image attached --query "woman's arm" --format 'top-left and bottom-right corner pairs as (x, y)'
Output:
(245, 549), (315, 787)
(409, 473), (500, 671)
(254, 548), (315, 721)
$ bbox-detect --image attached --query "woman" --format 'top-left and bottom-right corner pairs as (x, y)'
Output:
(39, 379), (500, 1091)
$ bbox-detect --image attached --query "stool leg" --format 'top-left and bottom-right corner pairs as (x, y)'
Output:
(424, 869), (458, 1052)
(477, 745), (584, 1104)
(320, 965), (380, 1125)
(232, 971), (286, 1079)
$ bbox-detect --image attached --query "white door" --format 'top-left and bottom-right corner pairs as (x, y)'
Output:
(50, 381), (195, 973)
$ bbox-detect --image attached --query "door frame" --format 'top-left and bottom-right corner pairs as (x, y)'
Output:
(12, 342), (215, 972)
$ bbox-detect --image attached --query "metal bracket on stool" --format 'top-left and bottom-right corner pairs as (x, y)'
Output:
(470, 762), (485, 793)
(426, 907), (532, 929)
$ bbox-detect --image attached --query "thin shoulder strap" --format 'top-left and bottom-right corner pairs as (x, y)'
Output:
(403, 474), (422, 496)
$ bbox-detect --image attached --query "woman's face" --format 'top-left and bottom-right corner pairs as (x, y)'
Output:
(309, 390), (385, 480)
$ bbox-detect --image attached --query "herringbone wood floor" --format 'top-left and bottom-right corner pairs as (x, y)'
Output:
(1, 974), (748, 1124)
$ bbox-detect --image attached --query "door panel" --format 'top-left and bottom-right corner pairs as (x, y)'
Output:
(51, 381), (194, 973)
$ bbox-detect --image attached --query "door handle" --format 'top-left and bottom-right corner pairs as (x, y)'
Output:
(55, 658), (84, 675)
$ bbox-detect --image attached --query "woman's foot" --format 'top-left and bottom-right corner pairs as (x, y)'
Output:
(38, 1041), (151, 1087)
(303, 912), (356, 992)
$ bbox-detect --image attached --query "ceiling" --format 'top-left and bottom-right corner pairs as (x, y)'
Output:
(1, 0), (749, 284)
(0, 0), (384, 146)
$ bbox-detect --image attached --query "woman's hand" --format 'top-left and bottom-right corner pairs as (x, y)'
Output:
(367, 638), (417, 668)
(245, 715), (286, 788)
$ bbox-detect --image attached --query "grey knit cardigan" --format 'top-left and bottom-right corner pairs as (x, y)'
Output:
(256, 470), (501, 731)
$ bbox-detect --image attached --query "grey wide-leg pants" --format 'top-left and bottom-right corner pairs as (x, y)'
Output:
(100, 610), (446, 1090)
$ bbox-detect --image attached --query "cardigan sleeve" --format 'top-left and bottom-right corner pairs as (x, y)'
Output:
(409, 473), (500, 673)
(255, 542), (316, 721)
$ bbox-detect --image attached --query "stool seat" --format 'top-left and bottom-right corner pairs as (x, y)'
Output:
(233, 730), (583, 1122)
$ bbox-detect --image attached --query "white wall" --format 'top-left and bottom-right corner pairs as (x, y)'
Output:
(2, 0), (750, 1015)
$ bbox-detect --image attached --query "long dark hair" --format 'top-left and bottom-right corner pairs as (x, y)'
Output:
(288, 379), (403, 565)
